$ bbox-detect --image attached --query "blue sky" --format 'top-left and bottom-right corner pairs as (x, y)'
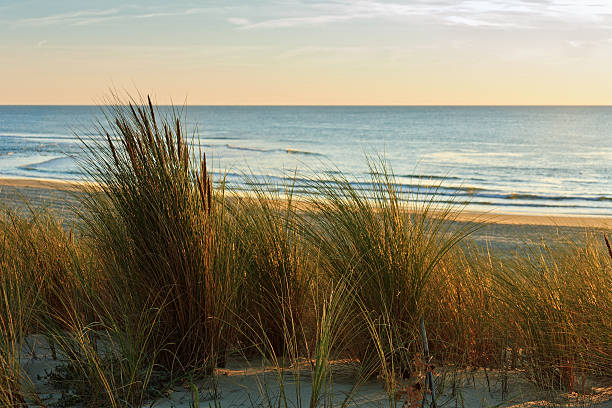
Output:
(2, 0), (612, 104)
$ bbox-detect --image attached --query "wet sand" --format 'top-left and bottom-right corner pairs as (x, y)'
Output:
(0, 177), (86, 216)
(1, 177), (610, 252)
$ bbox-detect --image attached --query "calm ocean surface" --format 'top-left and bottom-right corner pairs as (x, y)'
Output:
(0, 106), (610, 216)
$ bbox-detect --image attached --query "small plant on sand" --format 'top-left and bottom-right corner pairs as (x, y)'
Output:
(240, 271), (360, 408)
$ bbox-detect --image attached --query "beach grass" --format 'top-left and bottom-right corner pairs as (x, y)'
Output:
(0, 210), (39, 406)
(0, 96), (610, 407)
(227, 177), (313, 360)
(77, 95), (243, 375)
(494, 232), (612, 391)
(301, 159), (481, 382)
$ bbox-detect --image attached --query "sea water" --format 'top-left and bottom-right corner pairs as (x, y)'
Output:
(0, 105), (610, 216)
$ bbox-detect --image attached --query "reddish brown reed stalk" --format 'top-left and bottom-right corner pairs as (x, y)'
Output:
(604, 233), (612, 261)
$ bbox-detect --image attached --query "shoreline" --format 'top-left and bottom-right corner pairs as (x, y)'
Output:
(455, 210), (612, 228)
(1, 176), (611, 229)
(0, 176), (95, 192)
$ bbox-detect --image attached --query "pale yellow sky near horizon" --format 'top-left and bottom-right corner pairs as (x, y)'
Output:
(2, 0), (612, 105)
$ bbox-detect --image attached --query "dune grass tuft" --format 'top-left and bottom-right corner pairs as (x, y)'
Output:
(0, 206), (87, 406)
(494, 232), (612, 391)
(228, 178), (313, 359)
(77, 95), (241, 374)
(303, 159), (480, 383)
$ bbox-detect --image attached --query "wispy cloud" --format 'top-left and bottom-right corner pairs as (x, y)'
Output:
(11, 6), (220, 27)
(132, 8), (211, 20)
(227, 17), (250, 25)
(276, 46), (366, 59)
(237, 14), (366, 30)
(443, 15), (526, 29)
(228, 0), (612, 31)
(16, 8), (121, 26)
(22, 43), (271, 65)
(230, 1), (414, 30)
(13, 1), (612, 32)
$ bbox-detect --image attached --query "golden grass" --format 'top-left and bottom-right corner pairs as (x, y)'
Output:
(0, 96), (610, 406)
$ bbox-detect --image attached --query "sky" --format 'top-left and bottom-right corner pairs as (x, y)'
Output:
(2, 0), (612, 105)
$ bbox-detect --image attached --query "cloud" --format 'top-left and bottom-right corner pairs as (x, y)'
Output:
(231, 1), (417, 30)
(11, 0), (612, 36)
(276, 46), (366, 59)
(11, 6), (220, 27)
(227, 0), (612, 31)
(444, 15), (526, 29)
(237, 14), (368, 29)
(16, 8), (121, 26)
(228, 17), (250, 25)
(36, 39), (48, 48)
(132, 8), (211, 20)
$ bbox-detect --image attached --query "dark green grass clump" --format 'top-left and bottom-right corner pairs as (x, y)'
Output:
(78, 96), (242, 374)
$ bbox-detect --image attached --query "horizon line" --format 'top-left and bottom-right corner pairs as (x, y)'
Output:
(1, 104), (612, 107)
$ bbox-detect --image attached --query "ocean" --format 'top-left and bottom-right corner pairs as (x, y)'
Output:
(0, 105), (610, 216)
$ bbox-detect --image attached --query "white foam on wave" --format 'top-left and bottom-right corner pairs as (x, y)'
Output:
(573, 150), (612, 160)
(425, 151), (527, 166)
(0, 131), (76, 141)
(226, 144), (324, 157)
(17, 156), (79, 175)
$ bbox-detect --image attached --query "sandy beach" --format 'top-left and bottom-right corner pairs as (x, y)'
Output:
(2, 177), (610, 227)
(2, 176), (609, 255)
(16, 334), (612, 408)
